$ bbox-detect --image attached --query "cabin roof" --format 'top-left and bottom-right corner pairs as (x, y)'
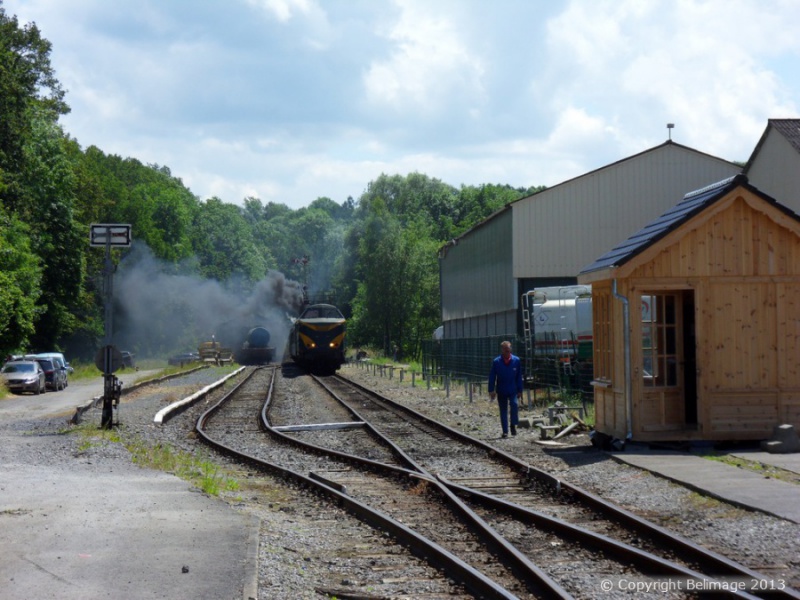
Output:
(579, 173), (797, 275)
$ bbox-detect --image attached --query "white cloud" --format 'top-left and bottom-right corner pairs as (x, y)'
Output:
(4, 0), (799, 209)
(247, 0), (314, 22)
(540, 0), (800, 163)
(363, 0), (485, 114)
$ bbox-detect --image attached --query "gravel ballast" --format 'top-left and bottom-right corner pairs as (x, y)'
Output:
(1, 364), (797, 599)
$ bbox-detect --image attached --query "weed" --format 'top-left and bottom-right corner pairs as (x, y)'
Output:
(697, 452), (799, 485)
(66, 423), (240, 496)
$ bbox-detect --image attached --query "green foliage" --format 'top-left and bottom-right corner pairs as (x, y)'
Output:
(191, 197), (267, 282)
(0, 5), (68, 212)
(21, 108), (86, 350)
(0, 208), (42, 356)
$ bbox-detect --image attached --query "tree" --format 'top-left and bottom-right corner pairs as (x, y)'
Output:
(190, 197), (267, 282)
(348, 199), (441, 358)
(21, 108), (85, 351)
(0, 207), (42, 356)
(0, 4), (68, 213)
(357, 173), (459, 240)
(349, 199), (403, 352)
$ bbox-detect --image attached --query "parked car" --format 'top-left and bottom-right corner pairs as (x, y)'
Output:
(32, 352), (73, 375)
(1, 360), (46, 395)
(34, 358), (67, 391)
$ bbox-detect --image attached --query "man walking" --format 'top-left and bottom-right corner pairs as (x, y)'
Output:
(488, 340), (523, 438)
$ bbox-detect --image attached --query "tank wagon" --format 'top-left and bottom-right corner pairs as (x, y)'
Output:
(215, 316), (276, 366)
(521, 285), (593, 360)
(289, 303), (346, 374)
(236, 326), (275, 365)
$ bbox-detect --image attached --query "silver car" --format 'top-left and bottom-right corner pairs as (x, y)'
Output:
(1, 360), (46, 395)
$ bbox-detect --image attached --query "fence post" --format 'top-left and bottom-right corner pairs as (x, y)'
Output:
(445, 374), (450, 398)
(411, 371), (415, 387)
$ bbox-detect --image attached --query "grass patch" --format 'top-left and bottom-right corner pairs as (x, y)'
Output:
(67, 422), (239, 496)
(126, 439), (240, 496)
(697, 451), (800, 485)
(70, 422), (122, 446)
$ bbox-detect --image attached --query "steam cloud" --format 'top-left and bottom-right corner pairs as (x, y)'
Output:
(111, 242), (307, 359)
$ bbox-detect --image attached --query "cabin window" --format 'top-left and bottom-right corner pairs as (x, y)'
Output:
(641, 293), (677, 387)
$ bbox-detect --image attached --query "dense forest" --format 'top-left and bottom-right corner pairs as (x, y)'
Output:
(0, 5), (543, 363)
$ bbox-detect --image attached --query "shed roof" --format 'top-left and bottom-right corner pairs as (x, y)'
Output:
(743, 118), (800, 173)
(439, 139), (736, 255)
(579, 173), (799, 276)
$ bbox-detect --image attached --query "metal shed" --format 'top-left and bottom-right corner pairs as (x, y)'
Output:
(744, 118), (800, 212)
(439, 140), (741, 340)
(578, 174), (800, 442)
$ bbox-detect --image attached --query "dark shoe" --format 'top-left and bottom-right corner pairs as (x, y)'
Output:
(510, 425), (517, 436)
(501, 433), (508, 438)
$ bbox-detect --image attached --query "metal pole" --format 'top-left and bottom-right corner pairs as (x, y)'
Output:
(100, 229), (125, 429)
(101, 233), (116, 429)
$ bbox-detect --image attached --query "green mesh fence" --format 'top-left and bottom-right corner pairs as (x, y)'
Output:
(421, 335), (593, 409)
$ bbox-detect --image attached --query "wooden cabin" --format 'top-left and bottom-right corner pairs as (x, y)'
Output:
(578, 174), (800, 442)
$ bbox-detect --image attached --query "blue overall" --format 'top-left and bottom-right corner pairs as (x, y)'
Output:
(488, 353), (523, 435)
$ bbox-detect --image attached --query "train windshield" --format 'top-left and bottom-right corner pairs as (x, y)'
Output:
(301, 305), (343, 319)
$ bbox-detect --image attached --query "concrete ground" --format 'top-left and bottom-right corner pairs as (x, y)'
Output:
(0, 374), (258, 600)
(610, 445), (800, 524)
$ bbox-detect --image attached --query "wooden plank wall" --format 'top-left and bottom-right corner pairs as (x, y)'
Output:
(593, 191), (800, 440)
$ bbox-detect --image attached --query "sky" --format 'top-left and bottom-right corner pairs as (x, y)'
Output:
(5, 0), (800, 210)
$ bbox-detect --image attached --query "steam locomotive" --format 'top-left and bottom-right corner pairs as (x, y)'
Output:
(288, 303), (346, 374)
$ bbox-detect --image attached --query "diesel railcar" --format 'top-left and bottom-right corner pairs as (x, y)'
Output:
(289, 303), (346, 374)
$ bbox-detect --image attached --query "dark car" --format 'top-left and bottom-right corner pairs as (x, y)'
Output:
(49, 356), (69, 388)
(34, 358), (67, 391)
(1, 360), (46, 395)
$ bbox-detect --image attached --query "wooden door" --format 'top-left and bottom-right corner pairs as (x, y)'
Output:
(639, 291), (690, 432)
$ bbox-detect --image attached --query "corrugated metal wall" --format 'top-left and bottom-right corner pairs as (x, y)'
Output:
(747, 129), (800, 213)
(512, 143), (742, 278)
(440, 208), (515, 323)
(439, 142), (741, 341)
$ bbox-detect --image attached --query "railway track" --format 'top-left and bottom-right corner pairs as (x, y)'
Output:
(307, 373), (798, 599)
(196, 366), (798, 599)
(196, 367), (522, 598)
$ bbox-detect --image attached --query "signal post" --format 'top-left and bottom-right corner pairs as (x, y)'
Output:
(90, 223), (131, 429)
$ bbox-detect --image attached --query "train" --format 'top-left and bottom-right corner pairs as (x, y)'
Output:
(288, 303), (346, 374)
(522, 285), (593, 360)
(214, 316), (276, 366)
(236, 326), (275, 365)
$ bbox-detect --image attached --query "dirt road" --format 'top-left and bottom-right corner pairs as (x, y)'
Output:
(0, 370), (159, 422)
